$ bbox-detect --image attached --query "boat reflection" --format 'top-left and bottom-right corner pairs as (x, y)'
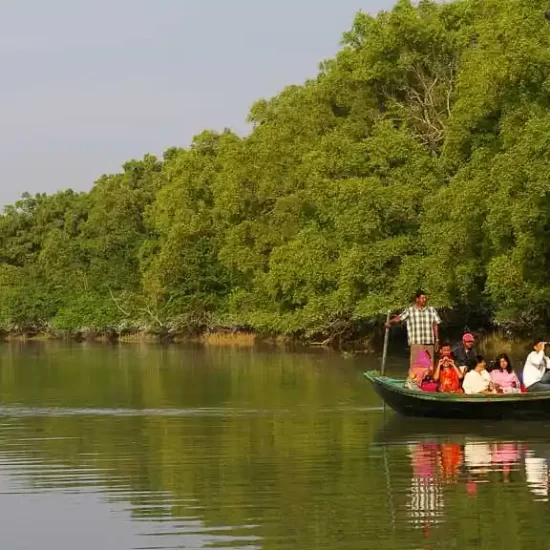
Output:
(376, 416), (550, 534)
(406, 442), (447, 529)
(525, 449), (550, 501)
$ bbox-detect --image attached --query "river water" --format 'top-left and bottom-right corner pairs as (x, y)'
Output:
(0, 342), (548, 549)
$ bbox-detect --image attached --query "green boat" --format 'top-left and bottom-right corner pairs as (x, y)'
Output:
(364, 370), (550, 420)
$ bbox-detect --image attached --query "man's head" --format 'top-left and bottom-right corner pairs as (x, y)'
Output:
(415, 289), (428, 308)
(462, 333), (475, 350)
(534, 340), (547, 352)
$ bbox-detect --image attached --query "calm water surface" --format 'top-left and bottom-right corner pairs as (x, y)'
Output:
(0, 342), (548, 549)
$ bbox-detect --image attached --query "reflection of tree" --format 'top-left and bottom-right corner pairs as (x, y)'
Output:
(0, 343), (418, 550)
(3, 344), (550, 548)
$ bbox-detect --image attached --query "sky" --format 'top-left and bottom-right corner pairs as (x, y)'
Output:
(0, 0), (395, 206)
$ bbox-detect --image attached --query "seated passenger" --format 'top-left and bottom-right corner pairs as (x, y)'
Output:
(523, 341), (550, 392)
(405, 349), (433, 390)
(490, 353), (521, 393)
(463, 356), (498, 395)
(452, 332), (477, 370)
(434, 343), (464, 393)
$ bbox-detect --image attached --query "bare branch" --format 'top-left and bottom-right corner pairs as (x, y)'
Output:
(139, 305), (163, 327)
(108, 286), (130, 317)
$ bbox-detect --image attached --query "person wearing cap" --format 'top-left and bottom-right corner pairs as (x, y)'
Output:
(452, 333), (477, 368)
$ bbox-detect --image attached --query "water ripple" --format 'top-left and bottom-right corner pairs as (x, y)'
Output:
(0, 405), (384, 417)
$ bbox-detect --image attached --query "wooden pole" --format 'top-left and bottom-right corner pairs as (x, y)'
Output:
(381, 310), (391, 376)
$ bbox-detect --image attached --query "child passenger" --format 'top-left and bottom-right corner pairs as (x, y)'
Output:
(434, 343), (464, 393)
(463, 356), (498, 395)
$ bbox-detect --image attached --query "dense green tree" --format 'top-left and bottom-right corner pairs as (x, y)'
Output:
(3, 0), (550, 340)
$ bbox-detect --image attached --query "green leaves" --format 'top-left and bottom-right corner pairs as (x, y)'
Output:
(4, 0), (550, 338)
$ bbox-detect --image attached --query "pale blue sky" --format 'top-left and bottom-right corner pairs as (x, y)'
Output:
(0, 0), (394, 206)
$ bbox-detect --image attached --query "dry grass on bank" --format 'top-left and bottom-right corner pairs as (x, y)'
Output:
(118, 332), (164, 344)
(200, 332), (256, 347)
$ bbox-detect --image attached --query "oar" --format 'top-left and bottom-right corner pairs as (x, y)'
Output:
(381, 310), (391, 376)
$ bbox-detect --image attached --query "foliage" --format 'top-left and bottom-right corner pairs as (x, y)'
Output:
(3, 0), (550, 339)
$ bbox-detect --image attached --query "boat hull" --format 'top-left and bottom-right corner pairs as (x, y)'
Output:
(364, 371), (550, 420)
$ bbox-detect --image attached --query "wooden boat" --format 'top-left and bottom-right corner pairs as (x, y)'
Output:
(364, 370), (550, 420)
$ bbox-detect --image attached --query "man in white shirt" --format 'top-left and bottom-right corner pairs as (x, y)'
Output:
(523, 341), (550, 392)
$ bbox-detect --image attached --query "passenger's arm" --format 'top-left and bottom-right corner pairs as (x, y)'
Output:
(528, 350), (545, 369)
(433, 361), (442, 382)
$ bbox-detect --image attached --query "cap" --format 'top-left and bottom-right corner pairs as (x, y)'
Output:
(462, 333), (475, 343)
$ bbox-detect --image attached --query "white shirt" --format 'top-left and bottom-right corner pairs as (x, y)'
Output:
(464, 442), (492, 471)
(525, 453), (549, 501)
(522, 351), (550, 388)
(463, 369), (492, 394)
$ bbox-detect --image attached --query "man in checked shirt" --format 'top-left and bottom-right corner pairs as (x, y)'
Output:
(385, 290), (441, 367)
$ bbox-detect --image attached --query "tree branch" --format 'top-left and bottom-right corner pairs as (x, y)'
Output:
(139, 305), (163, 327)
(108, 286), (130, 317)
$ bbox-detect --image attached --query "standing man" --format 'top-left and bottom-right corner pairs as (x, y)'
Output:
(385, 290), (441, 367)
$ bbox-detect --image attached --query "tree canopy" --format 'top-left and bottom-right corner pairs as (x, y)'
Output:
(3, 0), (550, 342)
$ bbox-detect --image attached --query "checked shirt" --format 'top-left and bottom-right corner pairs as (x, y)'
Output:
(399, 306), (441, 345)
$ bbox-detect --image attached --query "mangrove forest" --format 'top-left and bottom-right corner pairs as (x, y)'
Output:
(2, 0), (550, 343)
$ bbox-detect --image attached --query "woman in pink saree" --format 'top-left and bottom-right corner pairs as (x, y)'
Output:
(405, 349), (434, 390)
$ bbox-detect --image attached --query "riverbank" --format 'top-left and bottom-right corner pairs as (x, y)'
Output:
(0, 328), (305, 348)
(0, 323), (382, 351)
(0, 326), (533, 357)
(0, 314), (383, 350)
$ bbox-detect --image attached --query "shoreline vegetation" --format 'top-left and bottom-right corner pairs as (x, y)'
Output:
(2, 0), (550, 349)
(0, 328), (533, 358)
(0, 327), (366, 348)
